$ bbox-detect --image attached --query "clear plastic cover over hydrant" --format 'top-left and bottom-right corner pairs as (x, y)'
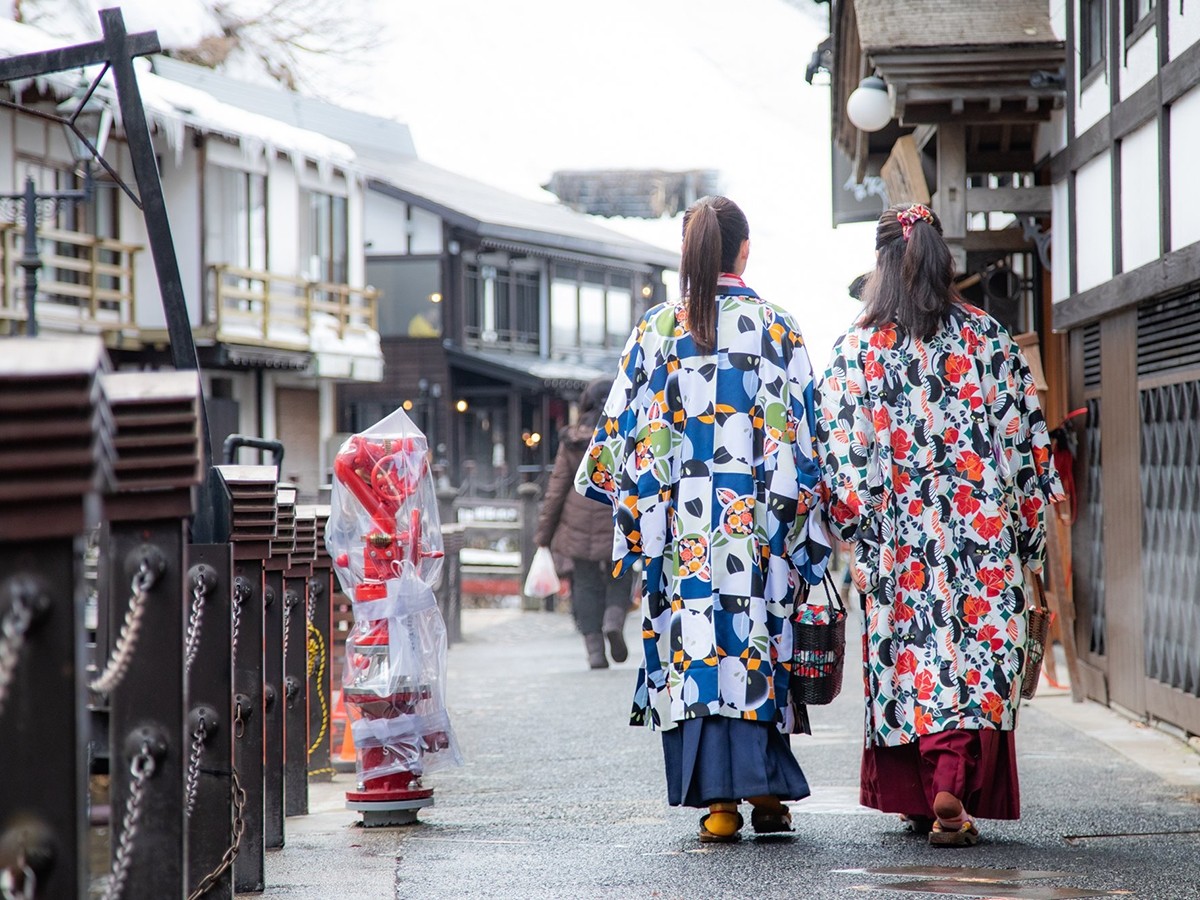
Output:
(326, 407), (462, 787)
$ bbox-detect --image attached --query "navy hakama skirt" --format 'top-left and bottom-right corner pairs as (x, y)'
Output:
(661, 716), (810, 808)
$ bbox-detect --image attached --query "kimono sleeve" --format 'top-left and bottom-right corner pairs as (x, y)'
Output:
(815, 332), (875, 545)
(575, 324), (645, 505)
(989, 334), (1066, 573)
(782, 327), (831, 584)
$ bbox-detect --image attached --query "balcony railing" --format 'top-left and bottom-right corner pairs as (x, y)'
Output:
(207, 263), (379, 349)
(0, 223), (139, 333)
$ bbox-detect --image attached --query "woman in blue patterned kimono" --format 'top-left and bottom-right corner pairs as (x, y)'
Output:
(816, 204), (1063, 846)
(577, 196), (829, 843)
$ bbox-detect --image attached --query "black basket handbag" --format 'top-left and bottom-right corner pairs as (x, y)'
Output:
(790, 571), (847, 706)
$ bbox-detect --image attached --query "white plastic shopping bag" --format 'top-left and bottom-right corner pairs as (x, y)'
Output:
(523, 546), (561, 598)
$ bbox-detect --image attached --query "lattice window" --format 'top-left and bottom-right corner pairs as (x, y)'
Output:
(1139, 380), (1200, 696)
(1079, 396), (1106, 656)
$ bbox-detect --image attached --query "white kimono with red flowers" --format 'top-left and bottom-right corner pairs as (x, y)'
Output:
(816, 304), (1063, 747)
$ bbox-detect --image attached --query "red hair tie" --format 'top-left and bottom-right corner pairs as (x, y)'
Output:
(897, 203), (934, 241)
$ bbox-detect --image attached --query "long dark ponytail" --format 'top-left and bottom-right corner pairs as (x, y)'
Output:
(679, 196), (749, 353)
(860, 202), (958, 340)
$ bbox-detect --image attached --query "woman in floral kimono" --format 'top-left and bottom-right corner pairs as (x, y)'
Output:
(577, 196), (829, 843)
(817, 203), (1063, 846)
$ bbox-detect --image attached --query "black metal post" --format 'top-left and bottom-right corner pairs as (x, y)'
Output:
(0, 544), (86, 900)
(0, 337), (109, 899)
(184, 544), (234, 900)
(216, 464), (276, 893)
(105, 523), (187, 899)
(282, 577), (309, 816)
(261, 565), (286, 850)
(231, 559), (265, 893)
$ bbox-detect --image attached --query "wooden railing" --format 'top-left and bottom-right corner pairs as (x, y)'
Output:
(0, 223), (139, 332)
(208, 263), (379, 349)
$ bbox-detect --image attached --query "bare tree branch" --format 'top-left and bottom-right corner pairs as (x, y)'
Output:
(19, 0), (387, 96)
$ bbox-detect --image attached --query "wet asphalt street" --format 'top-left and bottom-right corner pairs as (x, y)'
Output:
(259, 605), (1200, 899)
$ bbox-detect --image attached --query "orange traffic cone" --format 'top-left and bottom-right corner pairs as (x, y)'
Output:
(332, 690), (356, 773)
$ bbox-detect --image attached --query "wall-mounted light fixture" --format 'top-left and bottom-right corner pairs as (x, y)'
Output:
(455, 399), (469, 413)
(429, 292), (443, 304)
(846, 75), (892, 133)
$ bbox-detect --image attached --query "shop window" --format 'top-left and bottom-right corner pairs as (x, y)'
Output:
(1080, 0), (1105, 80)
(466, 262), (541, 348)
(302, 190), (348, 284)
(205, 165), (267, 272)
(550, 264), (638, 355)
(1126, 0), (1154, 37)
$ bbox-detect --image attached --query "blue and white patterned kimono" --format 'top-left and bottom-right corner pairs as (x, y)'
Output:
(576, 280), (830, 734)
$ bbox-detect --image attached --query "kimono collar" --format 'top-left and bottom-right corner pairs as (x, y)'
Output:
(717, 272), (758, 298)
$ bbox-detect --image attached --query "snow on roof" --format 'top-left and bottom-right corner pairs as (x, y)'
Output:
(150, 55), (417, 162)
(0, 17), (357, 172)
(366, 156), (679, 270)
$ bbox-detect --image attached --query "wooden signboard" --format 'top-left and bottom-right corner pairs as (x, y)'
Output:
(881, 135), (931, 206)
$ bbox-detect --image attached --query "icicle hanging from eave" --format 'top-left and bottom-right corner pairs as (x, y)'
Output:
(315, 156), (333, 185)
(239, 136), (267, 168)
(144, 108), (189, 168)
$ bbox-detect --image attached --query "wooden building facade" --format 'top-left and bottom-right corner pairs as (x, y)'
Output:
(1051, 1), (1200, 735)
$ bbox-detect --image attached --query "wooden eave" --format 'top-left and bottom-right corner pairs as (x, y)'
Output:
(870, 43), (1065, 125)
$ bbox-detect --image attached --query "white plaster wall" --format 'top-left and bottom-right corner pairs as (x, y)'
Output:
(14, 115), (44, 158)
(1170, 1), (1200, 59)
(1076, 73), (1111, 134)
(1120, 118), (1160, 271)
(116, 145), (156, 324)
(1075, 150), (1114, 292)
(1051, 178), (1070, 303)
(1050, 0), (1067, 39)
(365, 191), (408, 255)
(129, 134), (203, 329)
(268, 155), (300, 276)
(409, 206), (443, 254)
(1120, 25), (1159, 100)
(1034, 108), (1068, 162)
(1170, 84), (1200, 250)
(162, 141), (203, 326)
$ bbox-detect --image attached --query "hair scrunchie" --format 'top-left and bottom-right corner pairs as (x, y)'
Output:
(897, 203), (934, 241)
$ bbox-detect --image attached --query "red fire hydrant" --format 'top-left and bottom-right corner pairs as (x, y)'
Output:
(328, 415), (461, 826)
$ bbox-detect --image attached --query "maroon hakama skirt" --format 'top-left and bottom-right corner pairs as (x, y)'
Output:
(860, 728), (1020, 820)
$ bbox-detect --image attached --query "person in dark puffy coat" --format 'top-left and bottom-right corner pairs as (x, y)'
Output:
(535, 377), (632, 669)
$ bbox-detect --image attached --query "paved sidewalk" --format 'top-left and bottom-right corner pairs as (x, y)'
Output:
(253, 607), (1200, 899)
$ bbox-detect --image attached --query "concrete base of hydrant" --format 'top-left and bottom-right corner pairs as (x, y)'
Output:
(345, 793), (433, 828)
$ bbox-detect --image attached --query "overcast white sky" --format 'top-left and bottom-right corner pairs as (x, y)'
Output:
(355, 0), (874, 365)
(37, 0), (876, 365)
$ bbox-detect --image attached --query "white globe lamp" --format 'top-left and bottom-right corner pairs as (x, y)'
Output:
(846, 76), (892, 133)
